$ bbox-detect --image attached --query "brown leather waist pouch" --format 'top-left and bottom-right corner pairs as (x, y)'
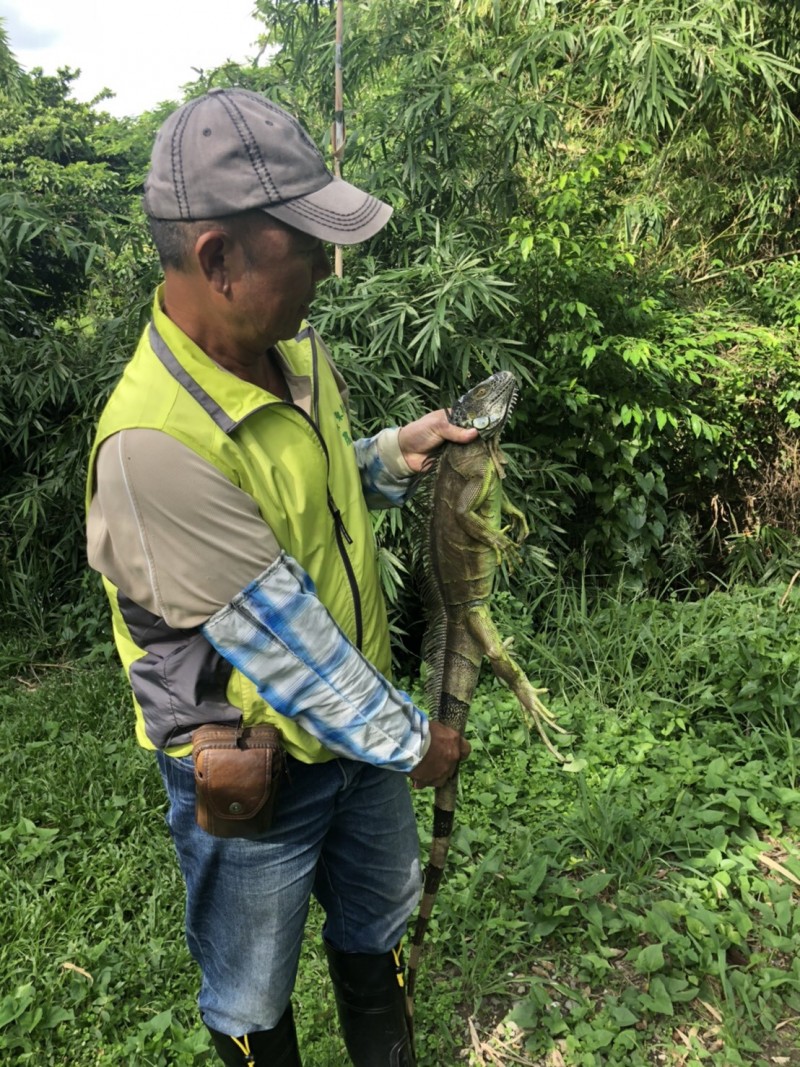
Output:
(191, 722), (285, 838)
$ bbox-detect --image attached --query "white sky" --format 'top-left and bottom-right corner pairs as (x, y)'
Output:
(3, 0), (265, 118)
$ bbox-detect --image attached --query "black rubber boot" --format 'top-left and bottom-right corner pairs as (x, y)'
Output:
(325, 942), (416, 1067)
(206, 1002), (302, 1066)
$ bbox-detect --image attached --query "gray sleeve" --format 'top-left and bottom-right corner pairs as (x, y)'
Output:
(87, 428), (281, 628)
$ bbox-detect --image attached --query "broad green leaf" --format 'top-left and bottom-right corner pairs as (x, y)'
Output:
(635, 942), (666, 974)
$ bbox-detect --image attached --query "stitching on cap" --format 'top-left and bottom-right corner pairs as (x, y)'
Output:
(279, 194), (382, 231)
(172, 98), (202, 219)
(218, 93), (281, 202)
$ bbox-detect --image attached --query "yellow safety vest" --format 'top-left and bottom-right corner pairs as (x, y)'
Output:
(86, 288), (392, 762)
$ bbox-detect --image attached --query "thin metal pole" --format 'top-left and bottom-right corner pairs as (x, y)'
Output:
(332, 0), (345, 278)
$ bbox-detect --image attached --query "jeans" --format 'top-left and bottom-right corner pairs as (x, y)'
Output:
(155, 750), (421, 1035)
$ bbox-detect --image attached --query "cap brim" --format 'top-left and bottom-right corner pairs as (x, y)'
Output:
(261, 176), (392, 245)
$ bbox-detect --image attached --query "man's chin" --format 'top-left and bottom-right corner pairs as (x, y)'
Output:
(274, 316), (306, 343)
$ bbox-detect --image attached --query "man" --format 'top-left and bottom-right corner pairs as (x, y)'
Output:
(86, 87), (472, 1066)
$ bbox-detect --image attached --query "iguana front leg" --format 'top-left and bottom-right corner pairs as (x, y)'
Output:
(465, 604), (566, 761)
(501, 494), (529, 543)
(447, 470), (516, 568)
(449, 469), (528, 565)
(454, 506), (516, 565)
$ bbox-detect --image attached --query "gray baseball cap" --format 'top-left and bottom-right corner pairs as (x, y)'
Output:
(143, 87), (392, 245)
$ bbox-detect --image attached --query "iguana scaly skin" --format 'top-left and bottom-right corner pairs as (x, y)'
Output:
(405, 371), (565, 1025)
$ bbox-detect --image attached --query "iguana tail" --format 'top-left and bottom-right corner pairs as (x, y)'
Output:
(405, 626), (480, 1023)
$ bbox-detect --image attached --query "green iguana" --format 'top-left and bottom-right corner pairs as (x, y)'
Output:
(405, 370), (565, 1026)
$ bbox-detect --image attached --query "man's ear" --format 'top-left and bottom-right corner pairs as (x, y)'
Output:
(195, 229), (233, 294)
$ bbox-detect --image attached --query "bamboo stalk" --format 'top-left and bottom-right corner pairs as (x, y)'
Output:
(332, 0), (345, 278)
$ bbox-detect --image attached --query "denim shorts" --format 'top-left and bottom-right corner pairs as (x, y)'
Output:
(155, 750), (421, 1035)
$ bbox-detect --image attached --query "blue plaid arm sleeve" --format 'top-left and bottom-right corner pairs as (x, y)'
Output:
(201, 553), (430, 771)
(354, 429), (416, 508)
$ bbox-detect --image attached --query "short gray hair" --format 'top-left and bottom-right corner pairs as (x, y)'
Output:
(147, 217), (221, 271)
(147, 211), (277, 272)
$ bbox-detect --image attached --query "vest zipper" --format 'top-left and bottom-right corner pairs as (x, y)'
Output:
(328, 491), (353, 545)
(307, 332), (363, 649)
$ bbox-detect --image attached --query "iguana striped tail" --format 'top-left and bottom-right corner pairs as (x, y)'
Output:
(405, 614), (482, 1025)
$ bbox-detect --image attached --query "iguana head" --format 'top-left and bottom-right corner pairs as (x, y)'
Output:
(448, 371), (518, 439)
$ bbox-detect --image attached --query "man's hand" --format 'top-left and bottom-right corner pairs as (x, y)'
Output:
(397, 410), (478, 474)
(410, 721), (471, 789)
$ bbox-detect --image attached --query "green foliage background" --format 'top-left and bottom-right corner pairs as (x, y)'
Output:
(3, 0), (800, 646)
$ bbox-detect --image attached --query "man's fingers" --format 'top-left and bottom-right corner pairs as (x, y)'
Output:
(409, 725), (471, 789)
